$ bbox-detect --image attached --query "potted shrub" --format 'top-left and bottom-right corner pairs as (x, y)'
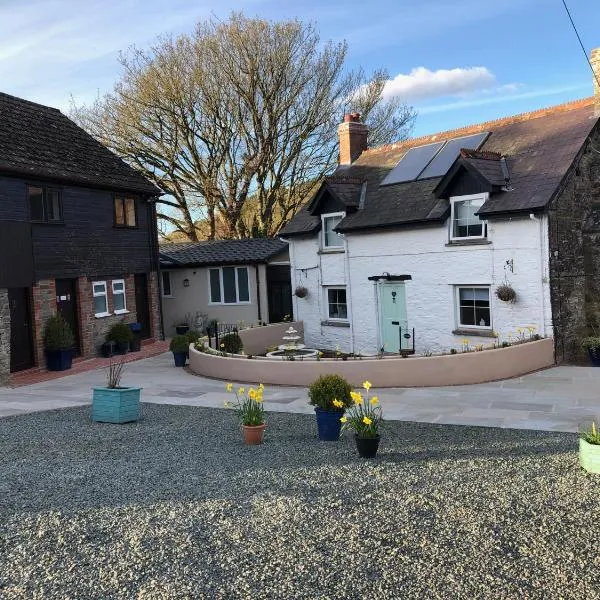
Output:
(44, 314), (75, 371)
(170, 334), (189, 367)
(495, 284), (517, 303)
(579, 421), (600, 473)
(101, 340), (116, 359)
(224, 383), (266, 445)
(92, 358), (141, 424)
(221, 332), (243, 354)
(308, 374), (353, 441)
(294, 286), (308, 298)
(341, 381), (383, 458)
(582, 337), (600, 366)
(106, 322), (134, 355)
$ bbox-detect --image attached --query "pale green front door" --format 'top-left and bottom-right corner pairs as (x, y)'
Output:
(380, 284), (409, 353)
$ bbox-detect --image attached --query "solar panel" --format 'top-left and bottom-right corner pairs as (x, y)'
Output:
(380, 141), (445, 186)
(417, 132), (489, 180)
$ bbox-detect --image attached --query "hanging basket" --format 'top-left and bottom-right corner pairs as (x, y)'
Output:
(495, 284), (517, 303)
(295, 286), (308, 299)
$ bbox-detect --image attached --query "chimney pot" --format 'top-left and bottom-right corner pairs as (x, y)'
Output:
(338, 115), (368, 165)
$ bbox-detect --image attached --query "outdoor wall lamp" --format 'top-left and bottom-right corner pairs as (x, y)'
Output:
(183, 278), (190, 288)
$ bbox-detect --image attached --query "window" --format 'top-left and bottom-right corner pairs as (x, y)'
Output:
(161, 271), (172, 297)
(114, 197), (136, 227)
(450, 194), (487, 240)
(456, 286), (491, 328)
(112, 279), (127, 313)
(93, 281), (109, 317)
(209, 267), (250, 304)
(28, 186), (62, 223)
(322, 213), (345, 249)
(327, 287), (348, 320)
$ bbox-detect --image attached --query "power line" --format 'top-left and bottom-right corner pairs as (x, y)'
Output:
(560, 0), (600, 89)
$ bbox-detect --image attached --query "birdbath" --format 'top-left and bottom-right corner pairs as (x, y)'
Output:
(278, 326), (305, 351)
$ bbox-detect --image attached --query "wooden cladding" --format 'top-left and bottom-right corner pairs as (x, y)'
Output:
(0, 221), (34, 287)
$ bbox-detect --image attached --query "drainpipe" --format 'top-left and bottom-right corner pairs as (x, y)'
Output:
(530, 212), (547, 337)
(344, 235), (355, 354)
(280, 237), (298, 321)
(148, 196), (165, 340)
(255, 264), (262, 323)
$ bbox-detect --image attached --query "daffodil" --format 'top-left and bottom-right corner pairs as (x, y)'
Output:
(340, 416), (347, 423)
(258, 383), (265, 390)
(238, 387), (245, 395)
(362, 416), (372, 425)
(370, 396), (379, 406)
(223, 401), (231, 408)
(332, 399), (344, 409)
(462, 338), (469, 346)
(226, 383), (233, 392)
(220, 343), (225, 348)
(248, 389), (257, 400)
(362, 380), (372, 391)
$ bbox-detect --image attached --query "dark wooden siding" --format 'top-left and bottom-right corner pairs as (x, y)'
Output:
(0, 221), (34, 287)
(0, 176), (29, 220)
(443, 166), (492, 198)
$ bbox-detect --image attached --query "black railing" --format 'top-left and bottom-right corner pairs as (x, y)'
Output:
(205, 323), (239, 349)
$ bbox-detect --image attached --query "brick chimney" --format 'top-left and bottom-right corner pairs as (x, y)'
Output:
(592, 48), (600, 115)
(338, 112), (368, 165)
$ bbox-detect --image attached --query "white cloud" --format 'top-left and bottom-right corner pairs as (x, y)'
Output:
(382, 66), (497, 102)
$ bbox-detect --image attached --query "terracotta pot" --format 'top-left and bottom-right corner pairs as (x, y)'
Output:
(242, 423), (266, 445)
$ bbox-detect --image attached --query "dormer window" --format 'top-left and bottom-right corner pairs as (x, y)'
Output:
(322, 212), (345, 249)
(450, 194), (488, 240)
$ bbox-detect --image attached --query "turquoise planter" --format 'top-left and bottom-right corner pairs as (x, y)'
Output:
(92, 387), (141, 424)
(580, 438), (600, 473)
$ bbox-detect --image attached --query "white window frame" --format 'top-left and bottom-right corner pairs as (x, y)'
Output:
(455, 285), (492, 330)
(208, 266), (251, 305)
(325, 286), (348, 321)
(111, 279), (128, 314)
(161, 271), (172, 298)
(321, 212), (345, 250)
(449, 193), (488, 241)
(92, 281), (110, 318)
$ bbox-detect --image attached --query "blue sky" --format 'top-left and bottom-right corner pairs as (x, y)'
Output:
(1, 0), (598, 137)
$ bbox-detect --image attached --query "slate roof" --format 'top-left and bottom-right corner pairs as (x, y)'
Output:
(0, 92), (160, 194)
(159, 238), (289, 268)
(281, 97), (599, 236)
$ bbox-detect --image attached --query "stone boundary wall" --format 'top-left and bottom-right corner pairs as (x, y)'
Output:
(190, 336), (554, 388)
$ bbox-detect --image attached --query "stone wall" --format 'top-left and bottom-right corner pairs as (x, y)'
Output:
(0, 289), (10, 384)
(549, 122), (600, 362)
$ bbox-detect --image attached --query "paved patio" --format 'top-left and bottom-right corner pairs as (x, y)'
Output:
(0, 352), (599, 431)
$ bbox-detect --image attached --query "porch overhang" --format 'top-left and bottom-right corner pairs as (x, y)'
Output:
(367, 274), (412, 282)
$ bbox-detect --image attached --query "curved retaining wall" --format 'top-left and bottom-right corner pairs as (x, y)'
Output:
(237, 321), (304, 356)
(189, 337), (554, 388)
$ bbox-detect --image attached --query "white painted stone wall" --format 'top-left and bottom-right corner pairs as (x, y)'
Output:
(288, 214), (552, 354)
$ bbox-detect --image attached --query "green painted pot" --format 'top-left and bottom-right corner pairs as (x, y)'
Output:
(579, 438), (600, 474)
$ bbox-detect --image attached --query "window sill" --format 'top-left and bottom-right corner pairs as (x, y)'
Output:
(95, 312), (111, 319)
(452, 328), (495, 338)
(321, 320), (350, 328)
(113, 309), (130, 315)
(318, 248), (345, 254)
(208, 302), (252, 306)
(446, 239), (491, 247)
(31, 220), (66, 226)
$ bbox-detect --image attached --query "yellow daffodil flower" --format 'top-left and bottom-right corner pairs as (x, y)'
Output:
(462, 338), (469, 346)
(362, 416), (372, 425)
(238, 387), (245, 395)
(370, 396), (379, 406)
(362, 380), (372, 391)
(226, 383), (233, 392)
(248, 389), (257, 400)
(340, 416), (347, 423)
(220, 343), (225, 348)
(259, 383), (265, 390)
(332, 399), (344, 408)
(223, 401), (231, 408)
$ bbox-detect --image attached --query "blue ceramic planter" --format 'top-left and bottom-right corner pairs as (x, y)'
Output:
(173, 351), (187, 367)
(588, 349), (600, 367)
(92, 387), (141, 424)
(314, 408), (344, 441)
(45, 348), (73, 371)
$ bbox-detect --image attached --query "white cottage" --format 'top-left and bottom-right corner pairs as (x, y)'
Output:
(281, 87), (600, 360)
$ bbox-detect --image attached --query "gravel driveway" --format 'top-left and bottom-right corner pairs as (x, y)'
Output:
(1, 404), (598, 599)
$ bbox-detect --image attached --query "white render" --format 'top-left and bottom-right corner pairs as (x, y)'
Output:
(287, 212), (552, 355)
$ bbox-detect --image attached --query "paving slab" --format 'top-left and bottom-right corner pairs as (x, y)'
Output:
(2, 352), (600, 433)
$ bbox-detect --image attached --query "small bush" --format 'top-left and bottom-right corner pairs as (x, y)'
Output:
(170, 334), (190, 353)
(308, 374), (353, 411)
(221, 332), (243, 354)
(44, 314), (75, 351)
(186, 329), (201, 344)
(450, 348), (457, 355)
(582, 336), (600, 352)
(106, 322), (134, 344)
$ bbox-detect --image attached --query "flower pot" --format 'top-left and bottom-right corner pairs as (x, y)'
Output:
(355, 434), (380, 458)
(92, 387), (141, 424)
(587, 348), (600, 367)
(314, 407), (344, 441)
(129, 337), (142, 352)
(45, 348), (73, 371)
(114, 341), (129, 355)
(176, 325), (190, 335)
(242, 423), (265, 445)
(580, 438), (600, 473)
(173, 350), (187, 367)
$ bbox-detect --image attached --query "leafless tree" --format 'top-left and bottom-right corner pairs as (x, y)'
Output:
(73, 14), (415, 240)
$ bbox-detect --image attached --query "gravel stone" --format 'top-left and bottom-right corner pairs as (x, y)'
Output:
(1, 404), (599, 599)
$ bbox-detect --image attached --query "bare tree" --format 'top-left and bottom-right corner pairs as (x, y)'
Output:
(73, 14), (415, 240)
